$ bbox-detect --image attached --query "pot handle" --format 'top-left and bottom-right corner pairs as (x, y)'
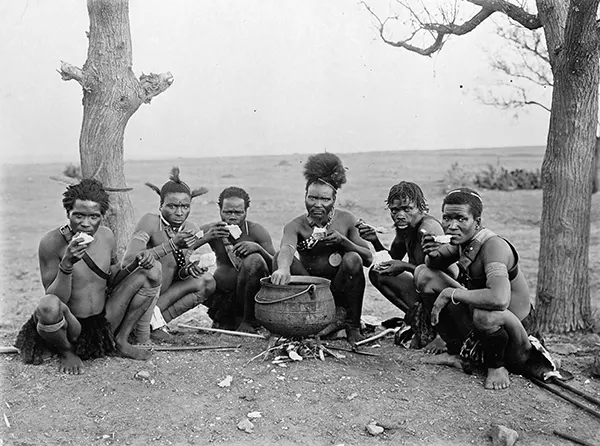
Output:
(255, 284), (316, 304)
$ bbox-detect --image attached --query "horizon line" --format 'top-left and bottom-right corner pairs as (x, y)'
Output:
(2, 144), (546, 167)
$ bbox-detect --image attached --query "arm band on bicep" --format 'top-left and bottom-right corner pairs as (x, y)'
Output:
(132, 230), (151, 245)
(485, 262), (509, 281)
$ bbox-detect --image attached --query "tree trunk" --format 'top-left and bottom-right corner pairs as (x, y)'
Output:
(536, 0), (599, 332)
(593, 136), (600, 194)
(59, 0), (172, 257)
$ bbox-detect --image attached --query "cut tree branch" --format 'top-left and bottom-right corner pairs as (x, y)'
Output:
(139, 72), (174, 104)
(58, 61), (84, 85)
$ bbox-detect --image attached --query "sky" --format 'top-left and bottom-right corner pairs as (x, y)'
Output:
(0, 0), (551, 165)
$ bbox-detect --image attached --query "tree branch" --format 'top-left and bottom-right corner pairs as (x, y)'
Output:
(139, 72), (174, 104)
(58, 61), (84, 85)
(362, 0), (541, 57)
(468, 0), (541, 29)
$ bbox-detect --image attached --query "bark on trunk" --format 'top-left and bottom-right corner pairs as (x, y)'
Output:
(60, 0), (172, 257)
(593, 136), (600, 194)
(536, 0), (598, 332)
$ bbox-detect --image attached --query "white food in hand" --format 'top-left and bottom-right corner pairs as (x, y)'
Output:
(74, 232), (94, 245)
(225, 225), (242, 239)
(373, 250), (392, 266)
(433, 235), (453, 244)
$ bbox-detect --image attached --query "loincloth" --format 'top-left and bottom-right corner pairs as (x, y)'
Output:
(205, 289), (240, 330)
(404, 299), (437, 349)
(14, 311), (116, 365)
(458, 306), (548, 375)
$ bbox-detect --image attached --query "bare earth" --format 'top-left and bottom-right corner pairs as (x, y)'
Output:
(2, 148), (600, 445)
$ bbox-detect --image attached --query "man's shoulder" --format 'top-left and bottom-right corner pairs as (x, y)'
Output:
(136, 213), (160, 231)
(40, 227), (65, 248)
(247, 221), (272, 238)
(333, 209), (358, 225)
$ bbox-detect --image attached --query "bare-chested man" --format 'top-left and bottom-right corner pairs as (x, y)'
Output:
(123, 167), (216, 343)
(15, 179), (161, 374)
(356, 181), (455, 353)
(195, 187), (275, 332)
(271, 153), (373, 344)
(414, 188), (543, 390)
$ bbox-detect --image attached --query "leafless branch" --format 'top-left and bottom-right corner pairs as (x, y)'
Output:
(362, 0), (541, 57)
(139, 72), (174, 104)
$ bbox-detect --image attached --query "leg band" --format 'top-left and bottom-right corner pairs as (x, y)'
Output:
(36, 316), (66, 333)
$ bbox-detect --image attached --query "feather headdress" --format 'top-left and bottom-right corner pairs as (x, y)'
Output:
(303, 153), (347, 190)
(145, 166), (208, 203)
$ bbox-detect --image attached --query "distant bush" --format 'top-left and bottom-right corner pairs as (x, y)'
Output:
(474, 164), (541, 191)
(63, 163), (81, 179)
(442, 162), (475, 193)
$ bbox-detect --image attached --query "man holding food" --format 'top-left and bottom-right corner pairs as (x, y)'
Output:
(196, 186), (275, 332)
(15, 179), (162, 373)
(356, 181), (456, 353)
(271, 153), (372, 344)
(415, 188), (541, 390)
(123, 167), (215, 343)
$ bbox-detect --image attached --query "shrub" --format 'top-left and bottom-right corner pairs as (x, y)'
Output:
(63, 163), (81, 179)
(442, 162), (475, 193)
(474, 164), (541, 191)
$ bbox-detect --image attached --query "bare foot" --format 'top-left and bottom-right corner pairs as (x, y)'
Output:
(58, 351), (84, 374)
(422, 353), (462, 369)
(150, 328), (174, 343)
(347, 327), (365, 345)
(237, 321), (257, 333)
(116, 340), (153, 360)
(423, 335), (447, 354)
(485, 367), (510, 390)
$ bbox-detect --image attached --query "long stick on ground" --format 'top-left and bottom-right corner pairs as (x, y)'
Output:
(179, 324), (266, 339)
(140, 344), (242, 352)
(531, 378), (600, 420)
(0, 347), (19, 354)
(553, 430), (598, 446)
(552, 379), (600, 407)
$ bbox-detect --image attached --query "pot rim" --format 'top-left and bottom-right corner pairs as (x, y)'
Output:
(260, 275), (331, 288)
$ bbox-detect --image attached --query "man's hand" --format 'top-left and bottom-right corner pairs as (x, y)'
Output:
(61, 238), (89, 267)
(355, 220), (379, 244)
(204, 222), (231, 241)
(186, 260), (207, 278)
(136, 250), (155, 269)
(271, 267), (291, 285)
(171, 230), (196, 249)
(373, 260), (410, 276)
(421, 233), (443, 257)
(322, 229), (346, 246)
(431, 288), (453, 326)
(233, 241), (261, 258)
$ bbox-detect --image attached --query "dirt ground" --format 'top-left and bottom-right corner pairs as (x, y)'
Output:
(2, 317), (600, 446)
(2, 151), (600, 445)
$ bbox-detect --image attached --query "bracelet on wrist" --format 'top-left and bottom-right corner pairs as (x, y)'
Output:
(450, 289), (459, 305)
(178, 267), (189, 280)
(59, 263), (73, 275)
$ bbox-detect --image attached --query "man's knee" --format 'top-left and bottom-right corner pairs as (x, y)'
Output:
(142, 262), (162, 286)
(241, 253), (268, 275)
(341, 252), (363, 273)
(414, 265), (434, 293)
(191, 273), (216, 296)
(35, 294), (64, 323)
(473, 309), (501, 331)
